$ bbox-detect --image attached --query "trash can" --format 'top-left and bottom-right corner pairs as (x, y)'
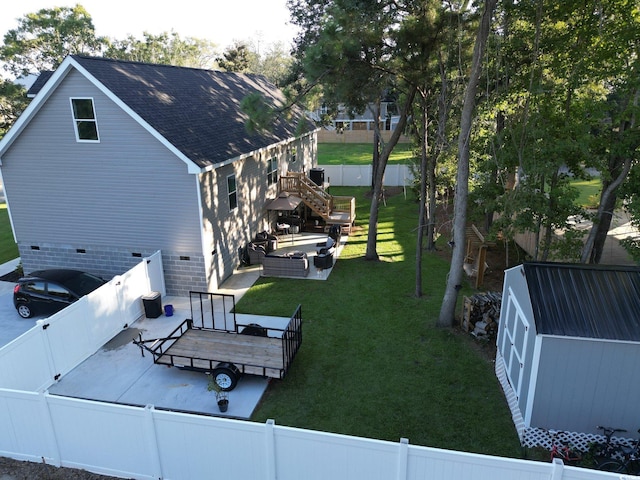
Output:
(142, 292), (162, 318)
(164, 304), (174, 317)
(310, 167), (325, 186)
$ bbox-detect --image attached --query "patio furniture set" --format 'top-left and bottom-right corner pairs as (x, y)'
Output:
(243, 225), (343, 278)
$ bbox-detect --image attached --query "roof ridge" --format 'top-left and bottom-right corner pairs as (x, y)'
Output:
(70, 54), (265, 81)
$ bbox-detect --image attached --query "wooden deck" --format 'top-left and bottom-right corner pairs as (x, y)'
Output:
(155, 328), (286, 378)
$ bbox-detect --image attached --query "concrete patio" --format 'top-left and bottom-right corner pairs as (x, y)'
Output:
(0, 230), (346, 420)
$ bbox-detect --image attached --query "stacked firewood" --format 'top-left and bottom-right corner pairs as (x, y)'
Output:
(462, 292), (502, 339)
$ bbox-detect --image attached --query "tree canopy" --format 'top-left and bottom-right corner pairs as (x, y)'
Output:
(0, 5), (107, 77)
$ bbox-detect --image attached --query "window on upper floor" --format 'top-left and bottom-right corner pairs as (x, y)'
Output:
(70, 98), (99, 142)
(290, 147), (297, 164)
(267, 157), (278, 185)
(227, 174), (238, 211)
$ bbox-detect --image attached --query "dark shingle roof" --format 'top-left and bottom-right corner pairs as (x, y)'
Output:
(523, 262), (640, 341)
(64, 56), (311, 168)
(26, 71), (53, 97)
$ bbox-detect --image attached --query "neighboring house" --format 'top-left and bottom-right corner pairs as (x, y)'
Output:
(309, 101), (401, 132)
(497, 262), (640, 447)
(0, 55), (317, 295)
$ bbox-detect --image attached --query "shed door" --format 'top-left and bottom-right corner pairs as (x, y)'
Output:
(499, 290), (530, 401)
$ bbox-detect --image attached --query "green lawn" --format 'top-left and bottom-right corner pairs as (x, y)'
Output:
(239, 187), (523, 458)
(318, 143), (415, 165)
(572, 179), (601, 208)
(0, 205), (18, 265)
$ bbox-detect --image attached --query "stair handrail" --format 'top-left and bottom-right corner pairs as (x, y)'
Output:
(279, 173), (332, 218)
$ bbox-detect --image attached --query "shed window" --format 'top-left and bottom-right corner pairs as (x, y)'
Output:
(227, 174), (237, 211)
(70, 98), (99, 141)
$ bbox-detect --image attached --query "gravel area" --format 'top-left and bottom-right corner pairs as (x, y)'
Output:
(0, 457), (121, 480)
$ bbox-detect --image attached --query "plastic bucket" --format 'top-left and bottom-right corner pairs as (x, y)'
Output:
(164, 304), (174, 317)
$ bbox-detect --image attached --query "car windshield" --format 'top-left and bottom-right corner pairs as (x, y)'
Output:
(63, 273), (105, 296)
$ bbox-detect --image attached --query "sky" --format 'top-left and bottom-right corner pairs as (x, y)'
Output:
(0, 0), (299, 51)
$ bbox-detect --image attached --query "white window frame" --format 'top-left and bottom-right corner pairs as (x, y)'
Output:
(70, 97), (100, 142)
(267, 157), (278, 185)
(227, 174), (237, 211)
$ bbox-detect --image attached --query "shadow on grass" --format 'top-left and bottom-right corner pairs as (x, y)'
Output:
(237, 187), (522, 458)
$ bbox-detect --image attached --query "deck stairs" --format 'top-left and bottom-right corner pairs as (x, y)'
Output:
(279, 172), (356, 231)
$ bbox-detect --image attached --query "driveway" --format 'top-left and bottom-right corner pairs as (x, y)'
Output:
(0, 281), (43, 346)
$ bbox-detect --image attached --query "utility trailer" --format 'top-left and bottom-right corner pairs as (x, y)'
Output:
(133, 291), (302, 391)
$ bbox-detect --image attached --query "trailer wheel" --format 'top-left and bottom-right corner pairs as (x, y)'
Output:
(212, 363), (240, 391)
(241, 323), (267, 337)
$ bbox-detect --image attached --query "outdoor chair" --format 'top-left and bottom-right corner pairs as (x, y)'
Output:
(247, 243), (267, 265)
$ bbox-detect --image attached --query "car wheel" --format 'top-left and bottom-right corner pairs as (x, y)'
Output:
(211, 363), (240, 391)
(16, 303), (33, 318)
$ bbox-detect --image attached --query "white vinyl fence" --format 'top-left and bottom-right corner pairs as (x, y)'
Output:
(322, 164), (414, 187)
(0, 250), (628, 479)
(0, 251), (163, 392)
(0, 391), (625, 480)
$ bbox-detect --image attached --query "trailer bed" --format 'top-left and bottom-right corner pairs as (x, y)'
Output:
(156, 328), (286, 378)
(133, 292), (302, 385)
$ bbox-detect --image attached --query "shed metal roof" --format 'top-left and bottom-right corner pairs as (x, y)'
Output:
(523, 262), (640, 341)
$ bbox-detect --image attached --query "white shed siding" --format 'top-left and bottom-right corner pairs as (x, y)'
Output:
(531, 336), (640, 433)
(498, 266), (537, 425)
(2, 70), (201, 252)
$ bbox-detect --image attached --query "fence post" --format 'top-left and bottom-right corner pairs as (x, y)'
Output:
(143, 405), (163, 480)
(40, 391), (61, 467)
(550, 458), (564, 480)
(396, 437), (409, 480)
(265, 419), (277, 480)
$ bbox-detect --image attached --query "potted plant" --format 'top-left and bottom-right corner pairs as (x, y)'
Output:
(207, 374), (229, 413)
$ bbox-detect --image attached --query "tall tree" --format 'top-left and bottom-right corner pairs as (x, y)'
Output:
(287, 0), (442, 260)
(437, 0), (497, 327)
(216, 42), (255, 73)
(246, 41), (293, 86)
(0, 5), (106, 77)
(106, 31), (217, 69)
(0, 80), (28, 139)
(579, 0), (640, 263)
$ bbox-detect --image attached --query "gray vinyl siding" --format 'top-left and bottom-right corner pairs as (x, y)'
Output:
(2, 70), (201, 252)
(200, 133), (317, 288)
(531, 336), (640, 433)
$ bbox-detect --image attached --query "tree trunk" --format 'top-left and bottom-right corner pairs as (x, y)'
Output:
(371, 101), (381, 191)
(427, 55), (449, 251)
(426, 138), (437, 251)
(415, 98), (429, 297)
(540, 171), (558, 262)
(580, 157), (632, 263)
(437, 0), (497, 328)
(590, 190), (616, 263)
(365, 87), (417, 260)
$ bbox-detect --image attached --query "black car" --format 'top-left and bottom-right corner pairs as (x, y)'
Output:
(13, 269), (107, 318)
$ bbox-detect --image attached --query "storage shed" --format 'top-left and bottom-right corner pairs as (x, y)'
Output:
(496, 262), (640, 447)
